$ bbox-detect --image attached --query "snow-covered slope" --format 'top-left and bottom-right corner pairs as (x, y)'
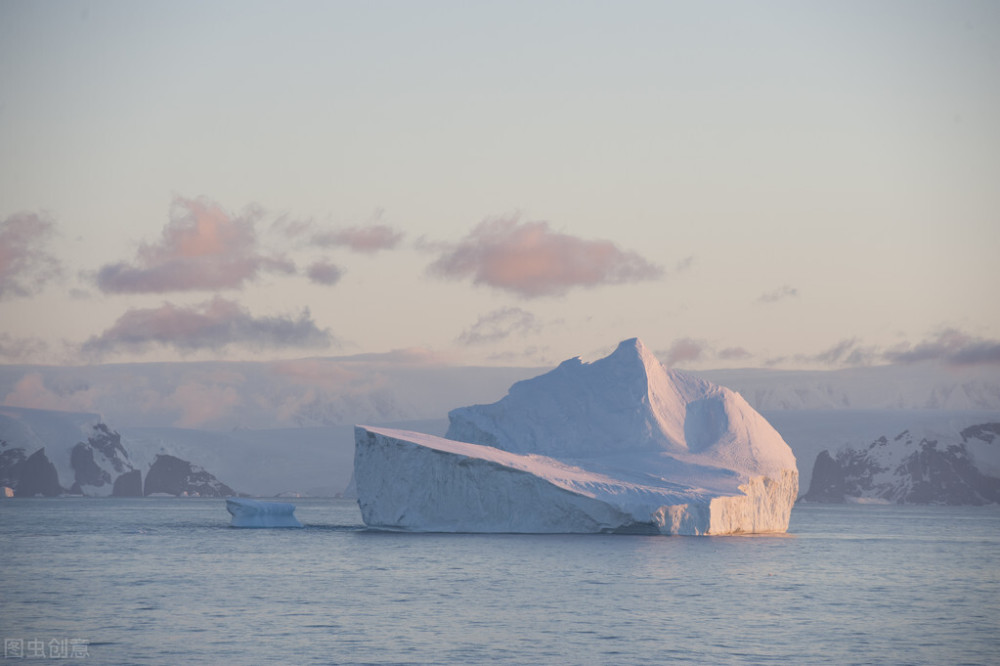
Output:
(802, 422), (1000, 504)
(355, 339), (798, 535)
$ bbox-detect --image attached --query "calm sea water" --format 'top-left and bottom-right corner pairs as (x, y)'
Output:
(1, 498), (998, 665)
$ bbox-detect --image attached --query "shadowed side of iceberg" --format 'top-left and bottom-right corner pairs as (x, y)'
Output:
(226, 498), (303, 528)
(355, 427), (646, 533)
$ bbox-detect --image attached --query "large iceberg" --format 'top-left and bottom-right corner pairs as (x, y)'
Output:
(354, 338), (798, 535)
(226, 498), (303, 527)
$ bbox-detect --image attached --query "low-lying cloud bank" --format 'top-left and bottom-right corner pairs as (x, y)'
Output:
(81, 297), (334, 357)
(658, 330), (1000, 370)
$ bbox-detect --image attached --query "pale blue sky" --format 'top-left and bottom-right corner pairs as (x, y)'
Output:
(1, 0), (998, 368)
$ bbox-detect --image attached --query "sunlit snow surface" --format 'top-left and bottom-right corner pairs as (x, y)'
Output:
(355, 338), (798, 535)
(226, 498), (302, 528)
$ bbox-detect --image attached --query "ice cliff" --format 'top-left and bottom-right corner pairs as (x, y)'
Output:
(354, 338), (798, 535)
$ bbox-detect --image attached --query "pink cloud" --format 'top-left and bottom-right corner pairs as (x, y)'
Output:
(2, 372), (101, 413)
(0, 211), (62, 300)
(268, 359), (362, 389)
(96, 196), (294, 293)
(81, 297), (333, 356)
(312, 224), (404, 253)
(428, 216), (662, 298)
(163, 381), (243, 428)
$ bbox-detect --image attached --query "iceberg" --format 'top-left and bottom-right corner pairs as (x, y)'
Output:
(354, 338), (798, 535)
(225, 498), (303, 528)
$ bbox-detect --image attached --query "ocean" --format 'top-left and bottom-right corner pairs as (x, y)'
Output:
(2, 498), (997, 665)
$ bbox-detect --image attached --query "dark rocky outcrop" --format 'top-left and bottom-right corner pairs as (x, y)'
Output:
(144, 454), (235, 497)
(113, 469), (143, 497)
(70, 442), (111, 489)
(0, 441), (26, 490)
(16, 448), (64, 497)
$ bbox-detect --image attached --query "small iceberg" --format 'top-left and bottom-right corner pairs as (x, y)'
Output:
(226, 498), (303, 528)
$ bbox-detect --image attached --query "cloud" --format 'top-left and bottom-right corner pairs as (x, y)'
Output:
(810, 338), (861, 365)
(458, 307), (540, 345)
(306, 260), (344, 286)
(81, 297), (334, 356)
(162, 381), (242, 428)
(269, 214), (314, 240)
(764, 330), (1000, 369)
(884, 329), (1000, 366)
(675, 255), (695, 272)
(0, 211), (62, 299)
(95, 196), (294, 293)
(329, 348), (455, 365)
(783, 338), (879, 368)
(0, 334), (49, 362)
(273, 208), (404, 254)
(662, 337), (706, 367)
(758, 285), (798, 304)
(312, 224), (404, 253)
(486, 346), (550, 363)
(428, 216), (663, 298)
(2, 372), (103, 413)
(718, 346), (753, 361)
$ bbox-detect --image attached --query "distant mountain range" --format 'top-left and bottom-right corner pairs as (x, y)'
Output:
(802, 422), (1000, 505)
(0, 407), (235, 498)
(1, 357), (999, 502)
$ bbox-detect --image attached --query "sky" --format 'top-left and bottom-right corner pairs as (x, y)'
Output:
(1, 0), (999, 370)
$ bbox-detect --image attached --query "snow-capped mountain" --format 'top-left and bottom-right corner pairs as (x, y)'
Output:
(802, 422), (1000, 504)
(69, 423), (137, 495)
(0, 406), (238, 497)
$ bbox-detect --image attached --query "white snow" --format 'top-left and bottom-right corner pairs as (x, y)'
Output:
(354, 338), (799, 535)
(225, 498), (303, 528)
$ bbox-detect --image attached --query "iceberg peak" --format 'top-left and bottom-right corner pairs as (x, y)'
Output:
(608, 336), (657, 365)
(449, 337), (706, 459)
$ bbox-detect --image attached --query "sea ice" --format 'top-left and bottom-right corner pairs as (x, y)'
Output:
(354, 338), (798, 535)
(226, 498), (303, 528)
